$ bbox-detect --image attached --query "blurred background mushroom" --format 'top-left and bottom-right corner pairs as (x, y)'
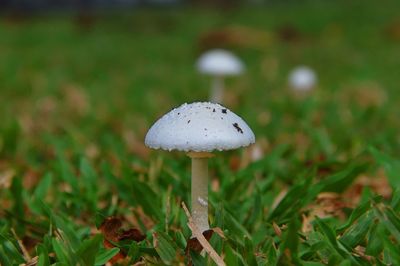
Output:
(196, 49), (244, 103)
(288, 66), (317, 93)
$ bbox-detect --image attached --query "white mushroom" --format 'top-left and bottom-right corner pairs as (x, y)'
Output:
(288, 66), (317, 92)
(145, 102), (255, 233)
(196, 49), (244, 103)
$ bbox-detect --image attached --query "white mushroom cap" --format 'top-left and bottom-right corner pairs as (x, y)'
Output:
(145, 102), (255, 152)
(196, 49), (244, 76)
(288, 66), (317, 91)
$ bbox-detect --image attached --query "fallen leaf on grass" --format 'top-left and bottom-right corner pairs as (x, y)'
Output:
(186, 229), (214, 253)
(185, 226), (226, 253)
(182, 202), (226, 266)
(100, 216), (146, 242)
(301, 170), (392, 234)
(302, 192), (349, 233)
(343, 171), (391, 206)
(354, 245), (374, 262)
(99, 217), (146, 264)
(119, 228), (146, 241)
(211, 227), (226, 239)
(272, 221), (282, 237)
(22, 253), (55, 266)
(0, 169), (15, 189)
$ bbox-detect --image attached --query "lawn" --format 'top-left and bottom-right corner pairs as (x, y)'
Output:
(1, 0), (400, 265)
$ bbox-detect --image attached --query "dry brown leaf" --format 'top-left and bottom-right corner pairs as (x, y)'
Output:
(343, 171), (391, 207)
(21, 256), (38, 266)
(0, 169), (15, 189)
(303, 171), (391, 233)
(11, 228), (31, 261)
(181, 202), (225, 266)
(211, 227), (226, 239)
(119, 228), (146, 242)
(99, 216), (146, 264)
(100, 217), (124, 242)
(272, 222), (282, 237)
(302, 192), (351, 232)
(186, 229), (214, 253)
(301, 214), (313, 233)
(99, 216), (146, 243)
(354, 245), (373, 262)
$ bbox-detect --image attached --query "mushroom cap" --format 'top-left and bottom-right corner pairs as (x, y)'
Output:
(288, 66), (317, 91)
(145, 102), (255, 152)
(196, 49), (244, 76)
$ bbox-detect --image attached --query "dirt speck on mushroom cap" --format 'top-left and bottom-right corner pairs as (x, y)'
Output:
(145, 102), (255, 152)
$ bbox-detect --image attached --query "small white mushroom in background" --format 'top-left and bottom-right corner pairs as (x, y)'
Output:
(250, 144), (264, 162)
(145, 102), (255, 234)
(196, 49), (244, 103)
(288, 66), (317, 92)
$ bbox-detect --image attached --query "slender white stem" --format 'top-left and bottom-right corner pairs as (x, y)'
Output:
(191, 157), (210, 233)
(210, 76), (224, 103)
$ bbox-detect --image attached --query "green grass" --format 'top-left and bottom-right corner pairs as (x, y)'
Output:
(1, 0), (400, 264)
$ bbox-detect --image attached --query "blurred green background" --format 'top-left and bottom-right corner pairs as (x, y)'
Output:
(1, 0), (400, 264)
(1, 0), (400, 159)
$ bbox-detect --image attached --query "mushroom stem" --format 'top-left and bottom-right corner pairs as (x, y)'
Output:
(188, 152), (214, 233)
(210, 75), (224, 103)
